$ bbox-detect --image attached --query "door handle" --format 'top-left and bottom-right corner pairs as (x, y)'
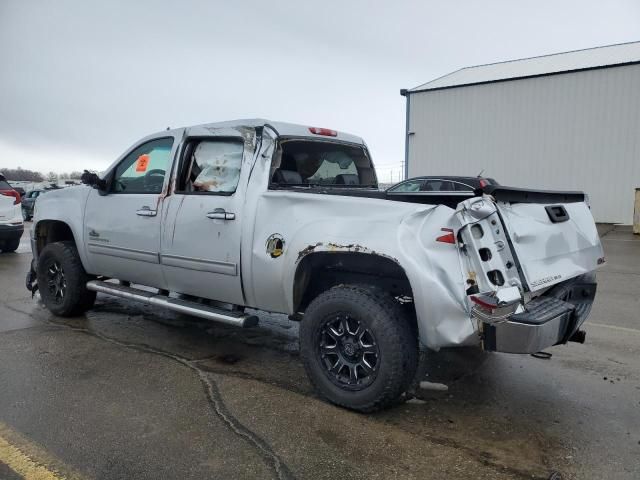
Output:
(206, 208), (235, 221)
(136, 206), (157, 217)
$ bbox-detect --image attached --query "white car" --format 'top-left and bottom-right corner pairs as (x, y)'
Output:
(0, 173), (24, 253)
(27, 119), (604, 411)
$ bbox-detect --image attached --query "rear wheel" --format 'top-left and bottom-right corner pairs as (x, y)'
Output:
(300, 285), (418, 412)
(37, 241), (96, 316)
(1, 237), (20, 253)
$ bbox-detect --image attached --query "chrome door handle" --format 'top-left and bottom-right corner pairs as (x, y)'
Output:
(206, 209), (235, 221)
(136, 206), (157, 217)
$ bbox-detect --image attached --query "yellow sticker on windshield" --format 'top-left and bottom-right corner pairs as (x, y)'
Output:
(135, 154), (150, 172)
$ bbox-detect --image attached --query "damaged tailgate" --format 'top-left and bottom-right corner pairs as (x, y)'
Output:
(486, 186), (604, 292)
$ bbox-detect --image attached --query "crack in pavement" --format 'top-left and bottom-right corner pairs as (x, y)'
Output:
(5, 301), (561, 480)
(2, 303), (295, 480)
(55, 322), (295, 480)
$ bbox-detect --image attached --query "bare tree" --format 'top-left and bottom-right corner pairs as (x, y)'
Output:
(0, 167), (45, 181)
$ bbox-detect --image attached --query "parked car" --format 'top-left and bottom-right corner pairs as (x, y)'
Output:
(0, 173), (24, 252)
(21, 189), (44, 221)
(388, 175), (499, 193)
(26, 119), (603, 411)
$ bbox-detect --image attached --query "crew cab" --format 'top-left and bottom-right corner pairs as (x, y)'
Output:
(27, 119), (604, 411)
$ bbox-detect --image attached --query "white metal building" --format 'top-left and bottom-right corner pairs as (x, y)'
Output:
(401, 41), (640, 224)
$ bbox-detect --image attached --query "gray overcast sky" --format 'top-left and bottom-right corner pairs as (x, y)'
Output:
(1, 0), (639, 182)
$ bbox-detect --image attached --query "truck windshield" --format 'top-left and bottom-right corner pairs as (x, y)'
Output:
(270, 140), (377, 188)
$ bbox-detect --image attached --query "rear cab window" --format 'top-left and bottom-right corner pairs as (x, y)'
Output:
(269, 140), (377, 188)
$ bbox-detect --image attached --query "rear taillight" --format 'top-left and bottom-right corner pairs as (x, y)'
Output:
(308, 127), (337, 137)
(470, 293), (498, 311)
(479, 179), (488, 188)
(436, 228), (456, 244)
(0, 189), (21, 205)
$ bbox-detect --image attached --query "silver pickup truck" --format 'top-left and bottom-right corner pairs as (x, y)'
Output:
(27, 119), (604, 411)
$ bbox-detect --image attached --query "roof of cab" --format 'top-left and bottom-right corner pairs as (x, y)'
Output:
(180, 119), (365, 145)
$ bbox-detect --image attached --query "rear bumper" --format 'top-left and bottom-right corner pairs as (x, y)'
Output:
(0, 223), (24, 242)
(481, 277), (597, 354)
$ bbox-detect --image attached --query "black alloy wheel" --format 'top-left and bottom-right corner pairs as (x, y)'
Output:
(318, 313), (380, 390)
(45, 260), (67, 304)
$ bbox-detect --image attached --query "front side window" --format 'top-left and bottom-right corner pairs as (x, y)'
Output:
(112, 137), (174, 194)
(179, 139), (244, 194)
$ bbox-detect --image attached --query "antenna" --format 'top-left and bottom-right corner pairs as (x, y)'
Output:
(477, 168), (485, 178)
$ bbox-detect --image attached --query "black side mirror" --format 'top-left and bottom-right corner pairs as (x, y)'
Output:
(81, 170), (107, 191)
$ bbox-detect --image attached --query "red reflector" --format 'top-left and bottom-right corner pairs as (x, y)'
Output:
(308, 127), (337, 137)
(436, 228), (455, 244)
(470, 294), (498, 310)
(479, 179), (487, 188)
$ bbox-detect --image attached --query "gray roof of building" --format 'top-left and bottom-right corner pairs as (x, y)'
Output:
(408, 41), (640, 93)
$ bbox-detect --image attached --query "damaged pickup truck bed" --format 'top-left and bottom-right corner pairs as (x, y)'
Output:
(27, 119), (604, 411)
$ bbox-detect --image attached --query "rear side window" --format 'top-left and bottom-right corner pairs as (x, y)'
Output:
(453, 181), (474, 192)
(270, 140), (376, 187)
(388, 180), (424, 192)
(423, 180), (455, 192)
(112, 138), (174, 194)
(0, 180), (11, 190)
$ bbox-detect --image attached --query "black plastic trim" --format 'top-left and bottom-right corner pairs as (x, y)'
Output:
(545, 205), (570, 223)
(0, 224), (24, 240)
(483, 185), (585, 204)
(483, 324), (497, 352)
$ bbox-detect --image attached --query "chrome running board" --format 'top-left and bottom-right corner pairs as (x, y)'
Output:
(86, 280), (258, 328)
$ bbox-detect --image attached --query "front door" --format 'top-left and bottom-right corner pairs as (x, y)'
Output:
(84, 136), (176, 287)
(161, 131), (249, 305)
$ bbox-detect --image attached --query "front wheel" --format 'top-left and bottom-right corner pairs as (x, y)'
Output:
(300, 285), (418, 412)
(36, 241), (96, 316)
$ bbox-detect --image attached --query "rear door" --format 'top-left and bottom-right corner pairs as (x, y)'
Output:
(160, 127), (251, 305)
(492, 189), (604, 292)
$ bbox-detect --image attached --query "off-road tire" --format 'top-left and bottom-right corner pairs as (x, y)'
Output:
(300, 285), (419, 412)
(1, 237), (20, 253)
(37, 241), (96, 316)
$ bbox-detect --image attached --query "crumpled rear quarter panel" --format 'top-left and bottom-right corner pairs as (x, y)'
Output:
(249, 191), (476, 350)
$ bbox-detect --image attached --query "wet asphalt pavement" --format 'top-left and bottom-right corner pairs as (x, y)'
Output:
(0, 224), (638, 479)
